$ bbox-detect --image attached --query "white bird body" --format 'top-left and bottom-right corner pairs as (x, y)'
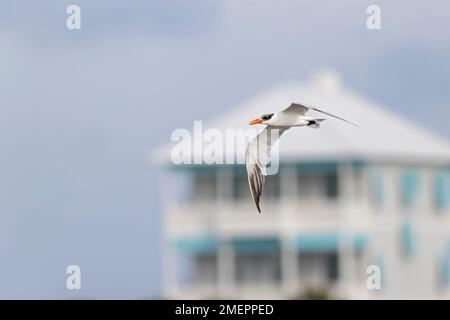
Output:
(246, 103), (357, 213)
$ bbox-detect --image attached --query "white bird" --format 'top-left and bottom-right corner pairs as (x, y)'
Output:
(245, 103), (358, 213)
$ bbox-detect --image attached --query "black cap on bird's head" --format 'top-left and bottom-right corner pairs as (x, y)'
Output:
(249, 113), (274, 125)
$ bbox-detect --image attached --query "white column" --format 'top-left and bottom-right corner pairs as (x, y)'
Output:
(280, 166), (299, 297)
(418, 167), (432, 214)
(280, 166), (298, 201)
(385, 165), (400, 213)
(337, 162), (355, 296)
(217, 240), (234, 297)
(338, 162), (355, 208)
(359, 165), (371, 207)
(338, 235), (355, 297)
(281, 236), (299, 297)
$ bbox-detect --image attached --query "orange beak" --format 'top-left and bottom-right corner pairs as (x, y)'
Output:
(249, 118), (263, 125)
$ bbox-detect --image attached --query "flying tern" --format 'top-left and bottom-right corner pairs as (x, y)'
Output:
(245, 103), (357, 213)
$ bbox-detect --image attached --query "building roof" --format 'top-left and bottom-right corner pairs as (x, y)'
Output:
(155, 70), (450, 166)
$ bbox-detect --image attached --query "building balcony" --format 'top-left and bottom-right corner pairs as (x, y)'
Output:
(166, 269), (368, 300)
(165, 199), (371, 238)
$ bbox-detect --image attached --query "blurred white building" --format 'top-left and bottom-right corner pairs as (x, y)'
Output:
(157, 71), (450, 299)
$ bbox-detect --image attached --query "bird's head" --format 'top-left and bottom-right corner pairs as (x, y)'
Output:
(249, 113), (275, 125)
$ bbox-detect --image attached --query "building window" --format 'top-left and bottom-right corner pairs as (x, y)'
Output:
(232, 170), (280, 202)
(191, 254), (218, 286)
(232, 172), (249, 200)
(297, 252), (339, 289)
(264, 174), (281, 200)
(401, 220), (416, 256)
(232, 168), (256, 203)
(297, 172), (339, 201)
(325, 172), (339, 199)
(233, 238), (281, 286)
(235, 252), (281, 285)
(400, 169), (420, 208)
(440, 246), (450, 288)
(192, 171), (217, 201)
(434, 170), (450, 209)
(370, 170), (384, 209)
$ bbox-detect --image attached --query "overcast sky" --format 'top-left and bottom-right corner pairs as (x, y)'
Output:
(1, 0), (450, 299)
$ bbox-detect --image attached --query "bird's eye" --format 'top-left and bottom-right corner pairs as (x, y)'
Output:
(261, 113), (274, 121)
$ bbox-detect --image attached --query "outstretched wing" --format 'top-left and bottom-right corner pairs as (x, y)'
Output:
(245, 126), (288, 213)
(282, 103), (358, 127)
(282, 103), (309, 115)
